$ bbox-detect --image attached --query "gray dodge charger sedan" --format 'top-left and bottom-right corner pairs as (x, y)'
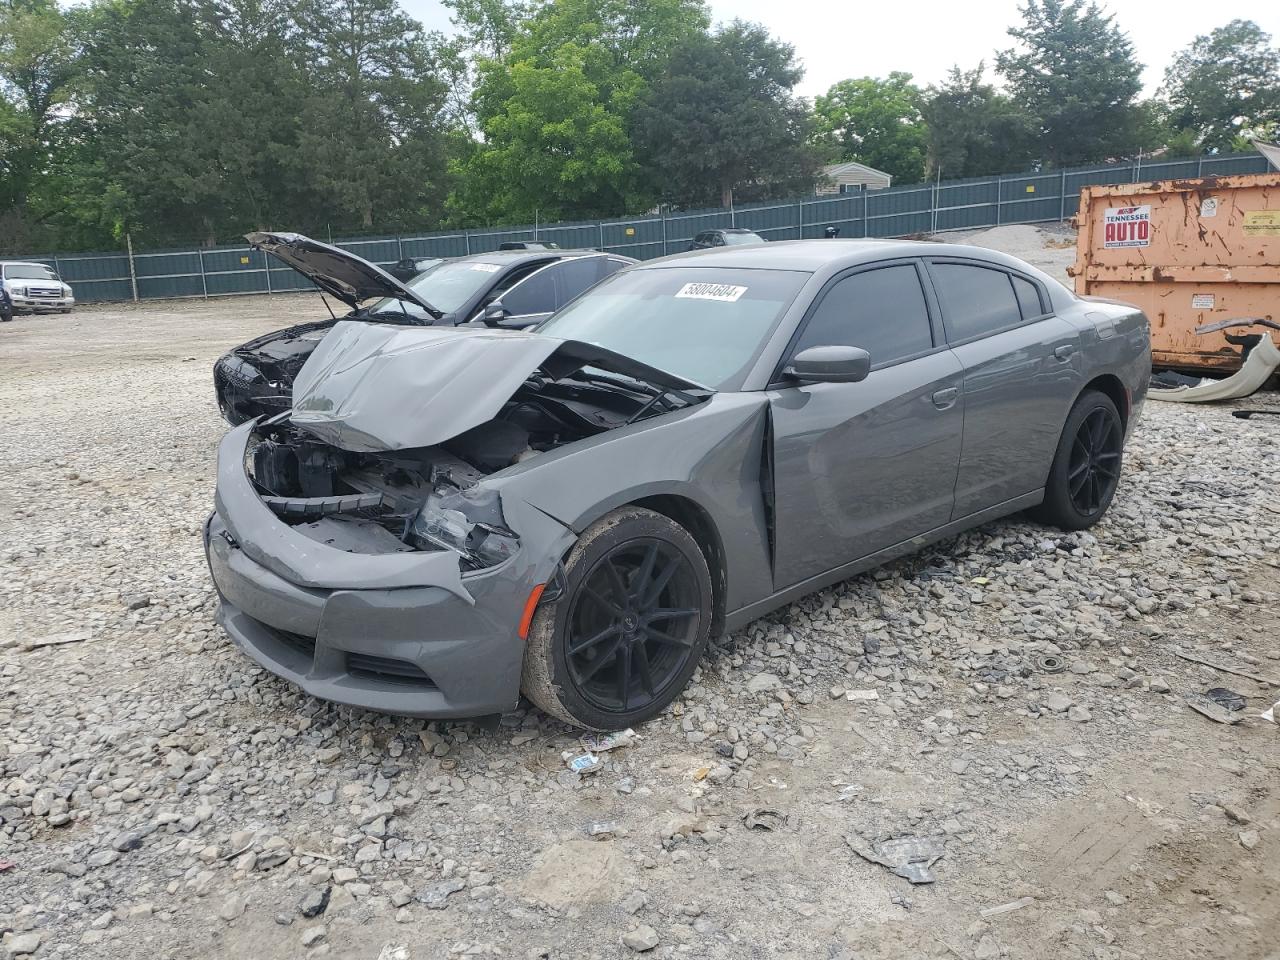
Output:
(205, 240), (1150, 729)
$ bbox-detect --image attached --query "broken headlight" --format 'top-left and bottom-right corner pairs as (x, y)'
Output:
(408, 487), (519, 568)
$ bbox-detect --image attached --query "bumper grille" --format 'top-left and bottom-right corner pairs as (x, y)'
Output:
(346, 653), (436, 687)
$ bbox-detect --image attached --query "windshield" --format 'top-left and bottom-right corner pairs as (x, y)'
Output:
(367, 259), (506, 318)
(723, 233), (765, 245)
(5, 264), (58, 281)
(537, 267), (809, 390)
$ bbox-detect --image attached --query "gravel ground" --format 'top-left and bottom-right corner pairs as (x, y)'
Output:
(2, 298), (1279, 960)
(937, 224), (1077, 285)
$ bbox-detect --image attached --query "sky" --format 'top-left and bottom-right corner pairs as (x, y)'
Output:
(399, 0), (1280, 99)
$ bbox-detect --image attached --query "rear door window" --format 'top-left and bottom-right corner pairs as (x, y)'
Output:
(1011, 274), (1045, 319)
(499, 265), (559, 317)
(930, 263), (1024, 342)
(793, 263), (934, 368)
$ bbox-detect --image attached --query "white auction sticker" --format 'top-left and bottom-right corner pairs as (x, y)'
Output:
(470, 263), (502, 273)
(1191, 293), (1215, 310)
(674, 281), (747, 302)
(1103, 205), (1151, 248)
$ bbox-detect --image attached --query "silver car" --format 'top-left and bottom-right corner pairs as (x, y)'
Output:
(204, 240), (1150, 729)
(0, 261), (75, 314)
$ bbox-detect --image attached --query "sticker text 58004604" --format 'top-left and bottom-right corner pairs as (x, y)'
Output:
(674, 282), (747, 302)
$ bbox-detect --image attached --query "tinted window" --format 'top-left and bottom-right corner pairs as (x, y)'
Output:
(554, 257), (610, 307)
(1012, 275), (1044, 319)
(931, 263), (1022, 341)
(793, 265), (933, 367)
(500, 265), (558, 316)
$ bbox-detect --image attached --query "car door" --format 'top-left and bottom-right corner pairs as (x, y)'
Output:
(925, 259), (1083, 518)
(768, 261), (965, 589)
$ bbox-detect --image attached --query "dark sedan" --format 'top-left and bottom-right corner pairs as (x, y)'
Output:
(205, 240), (1150, 729)
(213, 233), (634, 424)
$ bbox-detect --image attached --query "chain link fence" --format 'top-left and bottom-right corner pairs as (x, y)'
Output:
(16, 152), (1270, 304)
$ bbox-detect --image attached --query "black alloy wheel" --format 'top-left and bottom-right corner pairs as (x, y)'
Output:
(1067, 406), (1123, 515)
(521, 506), (713, 729)
(565, 538), (701, 714)
(1031, 389), (1124, 530)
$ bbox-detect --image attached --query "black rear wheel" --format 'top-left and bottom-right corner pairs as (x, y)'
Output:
(1031, 390), (1124, 530)
(522, 506), (712, 729)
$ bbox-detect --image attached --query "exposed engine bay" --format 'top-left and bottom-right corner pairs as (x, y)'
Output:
(246, 369), (707, 567)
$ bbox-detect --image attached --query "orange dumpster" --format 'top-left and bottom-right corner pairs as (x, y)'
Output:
(1070, 173), (1280, 372)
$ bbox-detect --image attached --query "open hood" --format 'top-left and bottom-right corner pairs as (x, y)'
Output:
(290, 321), (709, 452)
(245, 231), (442, 318)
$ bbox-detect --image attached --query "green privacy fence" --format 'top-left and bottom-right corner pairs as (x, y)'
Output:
(17, 152), (1271, 304)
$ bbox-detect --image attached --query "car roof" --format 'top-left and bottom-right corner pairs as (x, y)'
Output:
(716, 228), (759, 234)
(457, 249), (633, 266)
(636, 238), (1040, 274)
(1, 261), (53, 267)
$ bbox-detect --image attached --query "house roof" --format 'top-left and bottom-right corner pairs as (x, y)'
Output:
(822, 160), (892, 180)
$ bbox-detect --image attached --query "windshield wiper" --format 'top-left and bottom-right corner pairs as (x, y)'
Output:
(568, 369), (708, 419)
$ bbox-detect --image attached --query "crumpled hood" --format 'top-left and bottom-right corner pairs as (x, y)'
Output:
(246, 231), (440, 316)
(290, 321), (708, 452)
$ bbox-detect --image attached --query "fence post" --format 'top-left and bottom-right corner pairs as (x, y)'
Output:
(464, 231), (471, 255)
(198, 248), (208, 299)
(52, 254), (61, 280)
(798, 198), (804, 240)
(397, 236), (404, 259)
(1060, 170), (1067, 222)
(263, 247), (273, 295)
(995, 176), (1002, 226)
(598, 222), (605, 250)
(661, 208), (668, 256)
(863, 189), (869, 238)
(126, 233), (139, 303)
(1197, 156), (1204, 177)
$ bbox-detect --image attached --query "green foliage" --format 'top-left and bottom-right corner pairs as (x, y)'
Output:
(1161, 20), (1280, 152)
(813, 73), (927, 184)
(461, 0), (708, 222)
(633, 21), (821, 208)
(920, 64), (1037, 178)
(996, 0), (1150, 166)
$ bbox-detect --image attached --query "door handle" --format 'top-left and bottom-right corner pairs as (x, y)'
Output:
(931, 387), (959, 409)
(1053, 344), (1075, 361)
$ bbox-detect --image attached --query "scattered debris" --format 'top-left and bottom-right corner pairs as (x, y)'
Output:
(581, 728), (639, 753)
(1262, 700), (1278, 724)
(890, 892), (913, 911)
(846, 835), (946, 884)
(1186, 694), (1244, 725)
(376, 944), (410, 960)
(742, 809), (787, 832)
(980, 897), (1035, 918)
(622, 924), (659, 952)
(22, 630), (92, 651)
(1174, 650), (1280, 686)
(1204, 687), (1246, 712)
(563, 752), (603, 776)
(1036, 654), (1066, 673)
(587, 820), (618, 839)
(416, 878), (467, 909)
(845, 689), (880, 701)
(0, 860), (15, 873)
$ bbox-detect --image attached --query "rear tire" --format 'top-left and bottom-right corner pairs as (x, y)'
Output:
(521, 506), (713, 730)
(1030, 390), (1124, 530)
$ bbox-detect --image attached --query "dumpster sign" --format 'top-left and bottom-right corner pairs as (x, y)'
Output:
(1104, 205), (1151, 248)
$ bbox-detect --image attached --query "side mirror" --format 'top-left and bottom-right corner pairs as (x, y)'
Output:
(783, 345), (871, 384)
(481, 301), (509, 326)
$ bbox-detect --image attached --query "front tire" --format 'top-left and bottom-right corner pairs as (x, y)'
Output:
(521, 506), (713, 730)
(1031, 390), (1124, 530)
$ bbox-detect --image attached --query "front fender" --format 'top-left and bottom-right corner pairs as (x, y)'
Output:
(490, 394), (775, 614)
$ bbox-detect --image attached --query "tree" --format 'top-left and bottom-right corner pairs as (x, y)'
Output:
(633, 21), (821, 208)
(0, 0), (81, 249)
(1161, 20), (1280, 152)
(461, 0), (709, 221)
(290, 0), (454, 231)
(920, 64), (1037, 178)
(997, 0), (1149, 166)
(813, 73), (927, 184)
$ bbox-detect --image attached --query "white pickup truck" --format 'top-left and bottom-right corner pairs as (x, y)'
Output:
(1, 261), (75, 316)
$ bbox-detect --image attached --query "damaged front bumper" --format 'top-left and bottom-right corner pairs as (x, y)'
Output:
(204, 421), (572, 718)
